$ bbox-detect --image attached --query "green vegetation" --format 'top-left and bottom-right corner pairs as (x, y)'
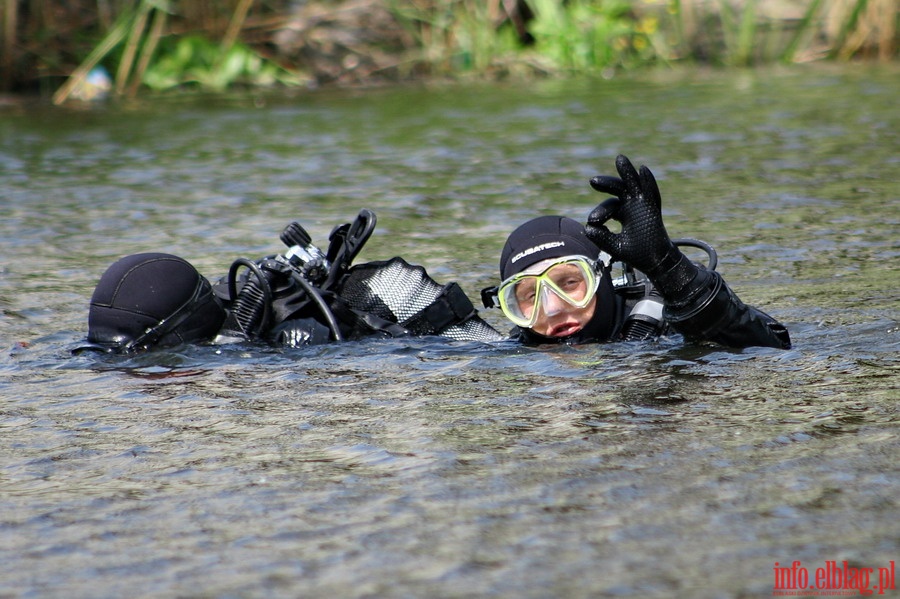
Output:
(0, 0), (895, 103)
(141, 35), (306, 91)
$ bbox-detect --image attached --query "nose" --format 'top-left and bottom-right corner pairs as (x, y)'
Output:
(540, 287), (567, 317)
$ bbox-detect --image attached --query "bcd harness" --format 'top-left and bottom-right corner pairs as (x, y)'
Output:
(213, 210), (504, 347)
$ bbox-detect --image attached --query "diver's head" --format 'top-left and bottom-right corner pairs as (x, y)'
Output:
(82, 253), (225, 353)
(487, 216), (617, 341)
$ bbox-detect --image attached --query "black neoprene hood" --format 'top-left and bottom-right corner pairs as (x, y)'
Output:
(86, 252), (225, 351)
(499, 215), (602, 280)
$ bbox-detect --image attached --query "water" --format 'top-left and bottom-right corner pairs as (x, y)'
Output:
(1, 65), (898, 598)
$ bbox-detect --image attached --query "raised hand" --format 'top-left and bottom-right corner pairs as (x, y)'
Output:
(585, 155), (792, 350)
(584, 154), (678, 277)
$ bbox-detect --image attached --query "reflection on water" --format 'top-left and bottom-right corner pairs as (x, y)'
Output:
(1, 66), (898, 598)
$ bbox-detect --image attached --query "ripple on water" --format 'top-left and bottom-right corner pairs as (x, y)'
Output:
(1, 68), (899, 598)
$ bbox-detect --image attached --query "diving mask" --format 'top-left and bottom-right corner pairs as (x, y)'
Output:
(495, 255), (601, 329)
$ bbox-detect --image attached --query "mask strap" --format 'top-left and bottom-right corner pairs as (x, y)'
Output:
(121, 279), (212, 353)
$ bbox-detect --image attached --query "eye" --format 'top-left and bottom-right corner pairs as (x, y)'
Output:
(549, 265), (585, 290)
(559, 276), (583, 291)
(515, 279), (537, 304)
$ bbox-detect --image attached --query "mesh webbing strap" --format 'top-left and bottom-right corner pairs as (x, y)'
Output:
(401, 282), (477, 335)
(337, 257), (504, 342)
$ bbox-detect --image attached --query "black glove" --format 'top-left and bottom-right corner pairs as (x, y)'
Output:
(586, 155), (791, 349)
(585, 155), (705, 306)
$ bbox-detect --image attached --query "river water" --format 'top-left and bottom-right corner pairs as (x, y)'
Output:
(1, 65), (898, 598)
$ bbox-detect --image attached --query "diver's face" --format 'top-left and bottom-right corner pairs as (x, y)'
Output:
(497, 256), (600, 338)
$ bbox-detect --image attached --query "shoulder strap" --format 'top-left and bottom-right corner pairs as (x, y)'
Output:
(324, 291), (412, 339)
(400, 281), (477, 336)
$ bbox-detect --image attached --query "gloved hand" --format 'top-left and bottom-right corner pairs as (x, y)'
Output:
(585, 154), (677, 274)
(585, 155), (791, 349)
(585, 154), (704, 304)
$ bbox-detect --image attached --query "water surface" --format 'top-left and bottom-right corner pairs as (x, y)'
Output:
(1, 65), (898, 598)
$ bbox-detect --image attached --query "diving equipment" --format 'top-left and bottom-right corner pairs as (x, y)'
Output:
(614, 238), (718, 341)
(215, 209), (504, 346)
(493, 255), (601, 329)
(215, 214), (364, 344)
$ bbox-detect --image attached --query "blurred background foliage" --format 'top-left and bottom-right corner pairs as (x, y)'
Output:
(0, 0), (895, 103)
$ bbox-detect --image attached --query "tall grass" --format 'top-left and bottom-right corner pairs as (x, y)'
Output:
(0, 0), (895, 101)
(523, 0), (649, 70)
(393, 0), (896, 73)
(387, 0), (522, 75)
(389, 0), (658, 75)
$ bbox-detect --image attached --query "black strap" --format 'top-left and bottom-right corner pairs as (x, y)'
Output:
(401, 282), (477, 335)
(324, 292), (411, 339)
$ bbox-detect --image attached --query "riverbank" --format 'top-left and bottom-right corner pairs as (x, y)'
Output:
(1, 0), (896, 103)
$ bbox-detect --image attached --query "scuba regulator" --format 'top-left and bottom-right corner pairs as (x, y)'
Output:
(215, 209), (376, 344)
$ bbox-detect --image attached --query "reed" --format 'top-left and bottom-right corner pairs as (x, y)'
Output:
(50, 7), (136, 104)
(2, 0), (895, 100)
(384, 0), (896, 74)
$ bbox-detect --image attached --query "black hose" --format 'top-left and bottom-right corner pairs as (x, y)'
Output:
(291, 274), (344, 342)
(673, 238), (718, 271)
(227, 258), (273, 338)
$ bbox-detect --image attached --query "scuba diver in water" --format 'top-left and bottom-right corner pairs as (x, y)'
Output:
(78, 209), (505, 354)
(78, 154), (789, 354)
(480, 154), (791, 349)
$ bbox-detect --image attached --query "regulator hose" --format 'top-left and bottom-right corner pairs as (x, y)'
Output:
(290, 273), (344, 342)
(227, 258), (273, 340)
(673, 238), (718, 271)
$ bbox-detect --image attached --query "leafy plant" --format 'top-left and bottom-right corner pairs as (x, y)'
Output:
(524, 0), (646, 71)
(142, 35), (305, 91)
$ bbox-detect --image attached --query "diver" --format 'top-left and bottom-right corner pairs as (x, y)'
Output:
(480, 155), (791, 349)
(78, 209), (504, 354)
